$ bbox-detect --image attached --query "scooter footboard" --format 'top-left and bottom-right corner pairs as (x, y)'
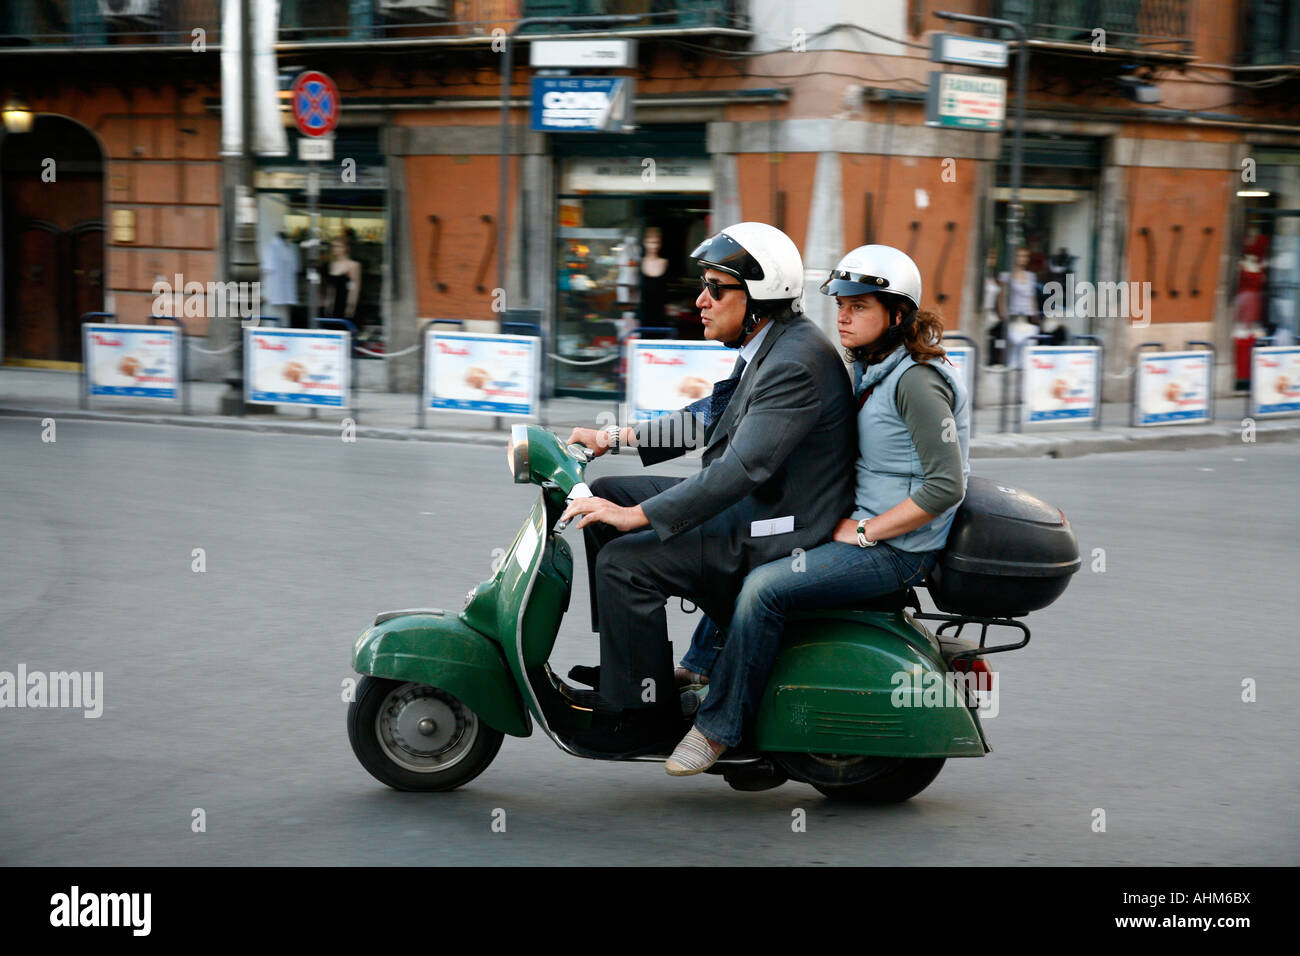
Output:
(752, 611), (988, 758)
(353, 612), (532, 737)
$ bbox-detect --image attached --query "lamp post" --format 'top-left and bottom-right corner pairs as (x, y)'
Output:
(496, 14), (641, 302)
(934, 10), (1029, 257)
(935, 10), (1028, 434)
(217, 0), (260, 414)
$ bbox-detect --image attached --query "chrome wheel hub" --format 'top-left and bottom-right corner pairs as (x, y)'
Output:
(376, 684), (478, 773)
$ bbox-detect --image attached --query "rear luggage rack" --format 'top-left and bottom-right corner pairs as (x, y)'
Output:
(909, 610), (1030, 662)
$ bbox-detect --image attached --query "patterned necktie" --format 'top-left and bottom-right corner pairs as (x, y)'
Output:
(686, 355), (747, 427)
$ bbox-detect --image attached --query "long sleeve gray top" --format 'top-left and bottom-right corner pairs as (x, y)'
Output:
(894, 363), (964, 516)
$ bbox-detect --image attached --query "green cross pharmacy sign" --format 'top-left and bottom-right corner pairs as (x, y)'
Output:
(926, 72), (1006, 131)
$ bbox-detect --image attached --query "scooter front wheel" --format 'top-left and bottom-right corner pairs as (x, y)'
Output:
(348, 677), (503, 792)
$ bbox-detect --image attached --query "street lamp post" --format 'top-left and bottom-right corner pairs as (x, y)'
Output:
(496, 15), (641, 304)
(935, 10), (1029, 434)
(934, 10), (1029, 256)
(220, 0), (260, 413)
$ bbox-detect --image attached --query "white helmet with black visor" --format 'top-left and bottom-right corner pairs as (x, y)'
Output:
(691, 221), (804, 348)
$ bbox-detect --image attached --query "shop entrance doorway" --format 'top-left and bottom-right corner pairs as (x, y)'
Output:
(2, 115), (104, 367)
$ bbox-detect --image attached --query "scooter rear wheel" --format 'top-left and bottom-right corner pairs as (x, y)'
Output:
(775, 753), (946, 803)
(348, 677), (503, 792)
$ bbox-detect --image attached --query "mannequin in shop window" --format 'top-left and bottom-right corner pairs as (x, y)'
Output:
(1233, 227), (1270, 387)
(260, 230), (300, 326)
(1000, 246), (1041, 368)
(326, 234), (362, 322)
(638, 226), (669, 330)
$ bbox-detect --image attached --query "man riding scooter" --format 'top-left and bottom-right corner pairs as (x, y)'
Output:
(560, 222), (856, 754)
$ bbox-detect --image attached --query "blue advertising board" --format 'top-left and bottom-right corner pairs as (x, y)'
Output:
(1022, 346), (1100, 423)
(244, 328), (349, 407)
(1251, 345), (1300, 417)
(424, 331), (541, 417)
(530, 76), (633, 133)
(626, 338), (735, 421)
(1134, 351), (1212, 426)
(83, 324), (181, 400)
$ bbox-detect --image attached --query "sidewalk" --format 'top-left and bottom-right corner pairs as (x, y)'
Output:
(2, 366), (1297, 459)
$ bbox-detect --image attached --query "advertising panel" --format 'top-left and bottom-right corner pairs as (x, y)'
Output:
(627, 339), (737, 421)
(1135, 351), (1212, 426)
(245, 328), (349, 407)
(1251, 346), (1300, 417)
(84, 324), (181, 400)
(1023, 346), (1099, 423)
(425, 331), (541, 418)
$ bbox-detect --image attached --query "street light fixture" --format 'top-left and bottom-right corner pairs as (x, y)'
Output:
(3, 99), (34, 134)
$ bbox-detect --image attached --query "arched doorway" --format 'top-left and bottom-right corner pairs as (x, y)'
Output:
(2, 115), (104, 367)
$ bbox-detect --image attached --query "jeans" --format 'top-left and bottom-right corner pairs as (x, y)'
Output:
(689, 541), (939, 748)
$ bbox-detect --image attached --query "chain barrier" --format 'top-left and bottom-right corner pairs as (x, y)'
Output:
(185, 341), (240, 355)
(353, 343), (421, 358)
(548, 352), (618, 366)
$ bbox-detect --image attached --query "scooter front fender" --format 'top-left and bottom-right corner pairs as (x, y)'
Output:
(352, 612), (532, 738)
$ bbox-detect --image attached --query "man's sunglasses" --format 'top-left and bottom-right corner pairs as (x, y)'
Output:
(700, 275), (746, 300)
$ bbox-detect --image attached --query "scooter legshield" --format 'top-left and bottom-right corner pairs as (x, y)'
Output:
(352, 612), (532, 738)
(752, 610), (988, 758)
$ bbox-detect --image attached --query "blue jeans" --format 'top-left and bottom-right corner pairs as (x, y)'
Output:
(687, 541), (938, 748)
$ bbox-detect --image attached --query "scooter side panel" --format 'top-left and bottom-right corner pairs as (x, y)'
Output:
(353, 613), (532, 737)
(472, 493), (572, 730)
(753, 611), (986, 758)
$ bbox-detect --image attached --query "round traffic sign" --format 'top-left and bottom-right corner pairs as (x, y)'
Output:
(291, 71), (340, 137)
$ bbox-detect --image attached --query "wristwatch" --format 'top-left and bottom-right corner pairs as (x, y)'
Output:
(603, 424), (621, 452)
(856, 519), (878, 548)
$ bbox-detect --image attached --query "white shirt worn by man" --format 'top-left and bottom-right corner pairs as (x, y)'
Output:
(735, 318), (772, 379)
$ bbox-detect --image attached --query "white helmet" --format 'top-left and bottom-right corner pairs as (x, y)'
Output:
(820, 244), (922, 310)
(691, 221), (805, 314)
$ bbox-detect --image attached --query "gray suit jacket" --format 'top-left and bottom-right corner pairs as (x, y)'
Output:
(633, 314), (857, 589)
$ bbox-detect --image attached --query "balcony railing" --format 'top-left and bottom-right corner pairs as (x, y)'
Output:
(0, 0), (744, 48)
(992, 0), (1191, 57)
(1239, 0), (1300, 66)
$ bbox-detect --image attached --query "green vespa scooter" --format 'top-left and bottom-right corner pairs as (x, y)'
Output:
(347, 424), (1080, 802)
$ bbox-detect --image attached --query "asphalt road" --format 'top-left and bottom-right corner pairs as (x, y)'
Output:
(1, 417), (1295, 865)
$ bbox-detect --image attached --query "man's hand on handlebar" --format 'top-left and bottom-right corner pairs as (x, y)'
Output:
(566, 427), (608, 457)
(567, 426), (630, 458)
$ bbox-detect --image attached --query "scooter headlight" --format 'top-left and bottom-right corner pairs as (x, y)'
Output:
(507, 424), (531, 483)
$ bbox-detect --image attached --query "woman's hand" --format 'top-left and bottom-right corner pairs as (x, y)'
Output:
(832, 518), (861, 545)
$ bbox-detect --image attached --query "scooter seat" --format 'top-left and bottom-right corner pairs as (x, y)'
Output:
(789, 588), (917, 616)
(851, 589), (914, 612)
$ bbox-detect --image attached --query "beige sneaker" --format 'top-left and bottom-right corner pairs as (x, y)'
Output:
(664, 727), (726, 776)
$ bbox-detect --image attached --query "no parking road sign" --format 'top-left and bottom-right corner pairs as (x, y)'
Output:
(292, 71), (340, 137)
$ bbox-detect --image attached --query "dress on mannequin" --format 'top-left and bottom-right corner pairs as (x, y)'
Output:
(638, 226), (669, 329)
(325, 236), (362, 322)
